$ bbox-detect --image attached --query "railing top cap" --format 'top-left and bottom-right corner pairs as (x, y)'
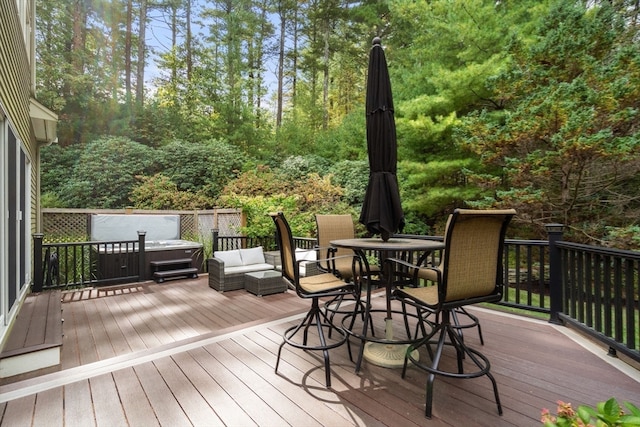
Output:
(545, 223), (564, 232)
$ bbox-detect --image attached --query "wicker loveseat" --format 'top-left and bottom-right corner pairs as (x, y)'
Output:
(208, 246), (275, 292)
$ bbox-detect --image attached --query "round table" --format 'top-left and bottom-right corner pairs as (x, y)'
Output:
(330, 237), (444, 370)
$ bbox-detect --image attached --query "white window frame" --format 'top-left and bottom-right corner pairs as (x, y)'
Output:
(0, 116), (32, 328)
(0, 114), (6, 327)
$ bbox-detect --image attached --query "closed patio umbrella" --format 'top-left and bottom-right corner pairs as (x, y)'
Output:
(359, 37), (404, 241)
(358, 38), (411, 368)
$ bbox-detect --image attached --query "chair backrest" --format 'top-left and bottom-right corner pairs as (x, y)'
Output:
(440, 209), (516, 303)
(270, 212), (298, 287)
(315, 214), (355, 280)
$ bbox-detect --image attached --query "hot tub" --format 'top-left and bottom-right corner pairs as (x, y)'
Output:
(94, 240), (204, 284)
(91, 215), (204, 284)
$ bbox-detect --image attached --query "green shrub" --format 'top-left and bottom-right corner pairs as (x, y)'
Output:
(541, 398), (640, 427)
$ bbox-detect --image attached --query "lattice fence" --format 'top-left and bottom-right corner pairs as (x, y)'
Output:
(42, 208), (243, 242)
(216, 211), (243, 236)
(180, 213), (197, 237)
(42, 212), (88, 240)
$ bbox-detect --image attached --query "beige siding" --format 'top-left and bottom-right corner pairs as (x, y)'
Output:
(1, 2), (39, 236)
(0, 0), (40, 345)
(0, 2), (33, 147)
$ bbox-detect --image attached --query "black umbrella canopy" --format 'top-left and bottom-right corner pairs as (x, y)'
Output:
(359, 37), (404, 241)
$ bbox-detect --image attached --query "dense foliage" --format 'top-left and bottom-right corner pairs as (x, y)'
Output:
(218, 165), (355, 237)
(36, 0), (640, 246)
(461, 2), (640, 244)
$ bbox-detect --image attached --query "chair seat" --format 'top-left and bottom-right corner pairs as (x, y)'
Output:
(417, 267), (439, 282)
(300, 272), (354, 294)
(399, 285), (438, 306)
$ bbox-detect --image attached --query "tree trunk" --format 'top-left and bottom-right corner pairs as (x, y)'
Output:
(276, 1), (286, 127)
(186, 0), (192, 80)
(171, 3), (178, 85)
(292, 6), (298, 106)
(255, 0), (269, 126)
(136, 0), (147, 109)
(322, 18), (330, 130)
(110, 2), (120, 102)
(125, 0), (133, 109)
(71, 0), (86, 74)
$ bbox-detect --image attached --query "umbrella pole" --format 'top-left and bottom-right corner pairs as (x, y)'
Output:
(385, 272), (393, 340)
(385, 317), (393, 340)
(362, 249), (419, 368)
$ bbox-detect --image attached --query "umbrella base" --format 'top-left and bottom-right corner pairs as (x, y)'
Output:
(363, 342), (419, 368)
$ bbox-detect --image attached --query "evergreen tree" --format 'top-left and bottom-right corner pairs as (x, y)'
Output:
(461, 1), (640, 242)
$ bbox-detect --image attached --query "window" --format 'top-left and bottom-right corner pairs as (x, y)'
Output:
(1, 118), (31, 323)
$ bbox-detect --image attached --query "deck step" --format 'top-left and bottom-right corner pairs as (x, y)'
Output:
(150, 258), (194, 267)
(0, 291), (63, 378)
(151, 258), (197, 283)
(153, 268), (199, 283)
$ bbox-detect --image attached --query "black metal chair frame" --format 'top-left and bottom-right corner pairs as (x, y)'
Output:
(314, 215), (377, 334)
(388, 208), (515, 418)
(271, 212), (362, 388)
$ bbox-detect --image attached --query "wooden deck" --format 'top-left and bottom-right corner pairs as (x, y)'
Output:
(0, 291), (62, 378)
(0, 275), (638, 426)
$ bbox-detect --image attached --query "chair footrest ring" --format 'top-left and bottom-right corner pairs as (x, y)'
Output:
(282, 323), (347, 351)
(407, 343), (492, 379)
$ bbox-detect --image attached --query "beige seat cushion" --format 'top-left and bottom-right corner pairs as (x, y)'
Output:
(401, 285), (439, 306)
(418, 266), (440, 282)
(299, 272), (352, 294)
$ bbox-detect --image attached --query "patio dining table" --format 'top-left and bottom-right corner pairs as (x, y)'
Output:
(330, 237), (444, 371)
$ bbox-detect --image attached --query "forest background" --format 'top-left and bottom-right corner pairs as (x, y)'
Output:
(36, 0), (640, 247)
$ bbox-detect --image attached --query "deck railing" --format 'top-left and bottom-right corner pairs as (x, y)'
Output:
(501, 239), (551, 313)
(33, 232), (147, 290)
(555, 240), (640, 362)
(497, 227), (638, 363)
(33, 230), (316, 291)
(211, 229), (317, 252)
(32, 224), (639, 363)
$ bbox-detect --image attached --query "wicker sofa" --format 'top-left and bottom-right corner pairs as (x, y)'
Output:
(208, 246), (275, 292)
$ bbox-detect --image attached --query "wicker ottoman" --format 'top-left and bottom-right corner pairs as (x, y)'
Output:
(244, 270), (286, 296)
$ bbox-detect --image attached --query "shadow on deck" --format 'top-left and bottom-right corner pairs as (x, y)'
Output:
(0, 275), (638, 426)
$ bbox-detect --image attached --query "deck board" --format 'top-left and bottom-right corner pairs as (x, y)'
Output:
(90, 373), (129, 427)
(169, 351), (246, 427)
(75, 299), (99, 366)
(32, 387), (63, 426)
(197, 344), (291, 426)
(152, 357), (222, 427)
(109, 289), (164, 350)
(187, 346), (270, 424)
(133, 362), (194, 426)
(4, 291), (60, 351)
(1, 394), (35, 425)
(226, 334), (368, 426)
(111, 368), (160, 427)
(91, 298), (119, 360)
(106, 293), (147, 353)
(157, 284), (226, 331)
(212, 341), (326, 427)
(0, 275), (638, 426)
(63, 380), (96, 427)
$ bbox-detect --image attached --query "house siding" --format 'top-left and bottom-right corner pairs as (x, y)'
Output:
(0, 2), (33, 147)
(0, 0), (40, 347)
